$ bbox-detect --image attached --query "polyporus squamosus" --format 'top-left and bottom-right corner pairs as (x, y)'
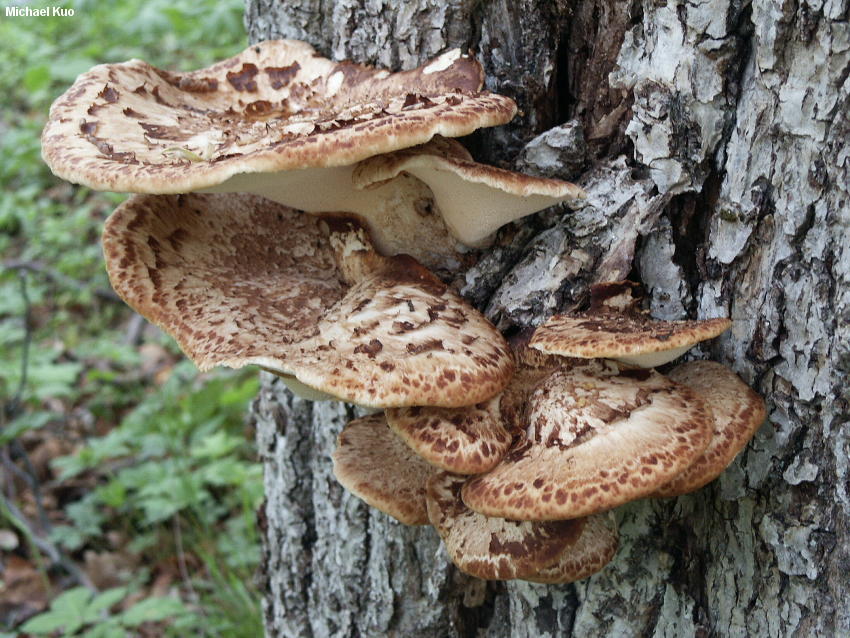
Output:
(426, 472), (617, 583)
(102, 192), (513, 408)
(42, 40), (584, 268)
(530, 281), (732, 367)
(330, 415), (618, 584)
(652, 360), (767, 497)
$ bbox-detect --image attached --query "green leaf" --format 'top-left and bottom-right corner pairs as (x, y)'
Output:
(119, 597), (187, 626)
(0, 410), (54, 445)
(21, 587), (92, 635)
(84, 587), (128, 619)
(23, 64), (50, 92)
(19, 611), (69, 634)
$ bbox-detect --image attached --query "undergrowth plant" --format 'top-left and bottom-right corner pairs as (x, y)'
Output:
(0, 1), (261, 635)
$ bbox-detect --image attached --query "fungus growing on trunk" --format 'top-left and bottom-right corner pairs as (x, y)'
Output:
(653, 360), (767, 497)
(384, 339), (569, 475)
(461, 359), (713, 521)
(426, 472), (617, 582)
(530, 281), (732, 367)
(102, 192), (514, 407)
(42, 40), (584, 267)
(332, 413), (436, 526)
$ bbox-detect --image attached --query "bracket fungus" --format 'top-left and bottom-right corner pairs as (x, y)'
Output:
(461, 359), (713, 521)
(102, 192), (513, 407)
(42, 40), (584, 268)
(530, 281), (732, 368)
(332, 413), (436, 526)
(653, 360), (767, 497)
(352, 139), (585, 247)
(384, 340), (570, 475)
(426, 472), (617, 582)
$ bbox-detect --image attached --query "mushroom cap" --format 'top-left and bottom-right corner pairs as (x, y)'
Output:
(352, 140), (585, 246)
(102, 192), (513, 407)
(530, 281), (731, 368)
(461, 361), (713, 520)
(653, 360), (767, 497)
(426, 472), (588, 580)
(385, 397), (511, 475)
(332, 413), (436, 525)
(383, 339), (569, 475)
(42, 40), (516, 194)
(524, 511), (619, 584)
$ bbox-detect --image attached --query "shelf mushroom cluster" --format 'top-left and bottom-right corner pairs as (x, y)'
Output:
(42, 39), (584, 272)
(332, 283), (766, 583)
(42, 40), (767, 586)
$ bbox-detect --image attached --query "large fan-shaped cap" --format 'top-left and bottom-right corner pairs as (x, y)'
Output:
(332, 414), (436, 525)
(102, 192), (513, 407)
(42, 40), (515, 193)
(426, 472), (588, 580)
(653, 360), (767, 497)
(352, 141), (585, 246)
(462, 361), (713, 520)
(530, 281), (731, 367)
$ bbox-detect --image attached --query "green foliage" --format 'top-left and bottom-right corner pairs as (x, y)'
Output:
(0, 1), (259, 636)
(19, 585), (196, 637)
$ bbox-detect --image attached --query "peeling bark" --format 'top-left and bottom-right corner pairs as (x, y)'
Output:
(247, 1), (850, 636)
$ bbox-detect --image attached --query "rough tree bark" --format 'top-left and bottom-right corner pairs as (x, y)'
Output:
(245, 1), (850, 636)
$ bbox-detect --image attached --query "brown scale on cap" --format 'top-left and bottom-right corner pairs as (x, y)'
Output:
(385, 398), (509, 475)
(332, 414), (436, 525)
(426, 472), (593, 580)
(102, 192), (513, 408)
(41, 40), (516, 194)
(653, 360), (767, 497)
(529, 281), (732, 368)
(384, 338), (572, 474)
(524, 511), (619, 584)
(461, 360), (713, 521)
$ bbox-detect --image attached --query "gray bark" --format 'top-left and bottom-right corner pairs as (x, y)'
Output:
(246, 1), (850, 636)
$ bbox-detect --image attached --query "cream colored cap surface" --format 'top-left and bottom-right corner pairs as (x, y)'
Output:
(42, 40), (516, 193)
(102, 192), (514, 407)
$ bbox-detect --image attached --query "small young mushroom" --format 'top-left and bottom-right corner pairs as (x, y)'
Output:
(530, 281), (732, 368)
(461, 360), (713, 521)
(384, 397), (508, 475)
(102, 192), (514, 408)
(332, 413), (437, 525)
(426, 472), (617, 582)
(652, 360), (767, 497)
(384, 337), (569, 474)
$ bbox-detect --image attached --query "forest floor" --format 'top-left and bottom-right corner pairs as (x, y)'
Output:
(0, 3), (268, 635)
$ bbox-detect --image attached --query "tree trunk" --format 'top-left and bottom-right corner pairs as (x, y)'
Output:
(245, 1), (850, 636)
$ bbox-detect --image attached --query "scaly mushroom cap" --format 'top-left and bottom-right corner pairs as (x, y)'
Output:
(524, 511), (619, 584)
(332, 414), (436, 525)
(653, 361), (767, 497)
(352, 139), (585, 246)
(530, 281), (732, 367)
(462, 361), (713, 520)
(426, 472), (589, 580)
(384, 397), (509, 475)
(102, 192), (514, 407)
(42, 40), (516, 193)
(384, 338), (568, 474)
